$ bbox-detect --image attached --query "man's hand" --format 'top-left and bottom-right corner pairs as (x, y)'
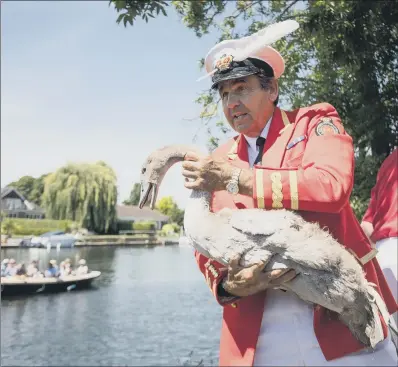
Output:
(222, 255), (297, 298)
(182, 151), (233, 192)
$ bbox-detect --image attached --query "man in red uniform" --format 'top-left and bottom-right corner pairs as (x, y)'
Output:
(361, 149), (398, 326)
(181, 23), (398, 366)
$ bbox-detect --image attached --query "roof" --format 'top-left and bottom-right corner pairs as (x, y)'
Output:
(116, 205), (169, 222)
(1, 186), (44, 212)
(1, 186), (25, 200)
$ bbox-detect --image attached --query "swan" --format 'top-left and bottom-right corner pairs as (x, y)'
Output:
(138, 144), (393, 349)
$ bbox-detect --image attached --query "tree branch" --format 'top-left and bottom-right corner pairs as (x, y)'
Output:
(231, 0), (262, 19)
(273, 0), (301, 22)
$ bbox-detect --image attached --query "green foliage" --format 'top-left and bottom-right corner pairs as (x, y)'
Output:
(1, 218), (21, 236)
(155, 196), (185, 226)
(117, 220), (134, 232)
(350, 151), (384, 220)
(110, 0), (169, 27)
(123, 182), (142, 206)
(42, 161), (118, 234)
(160, 223), (180, 236)
(132, 221), (156, 230)
(1, 218), (74, 236)
(6, 174), (49, 206)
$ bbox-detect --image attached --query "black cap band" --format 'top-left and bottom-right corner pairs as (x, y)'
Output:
(211, 58), (274, 89)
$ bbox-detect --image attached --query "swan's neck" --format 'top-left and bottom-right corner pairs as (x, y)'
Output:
(184, 190), (213, 236)
(187, 190), (212, 214)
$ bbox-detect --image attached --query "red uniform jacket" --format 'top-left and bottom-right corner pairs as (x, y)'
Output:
(362, 148), (398, 242)
(194, 103), (398, 366)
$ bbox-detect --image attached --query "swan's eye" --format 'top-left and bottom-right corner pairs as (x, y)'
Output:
(141, 168), (146, 174)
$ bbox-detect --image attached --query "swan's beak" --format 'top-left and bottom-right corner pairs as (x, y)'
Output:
(139, 182), (158, 210)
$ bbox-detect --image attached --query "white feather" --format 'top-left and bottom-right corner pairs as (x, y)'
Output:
(234, 20), (300, 61)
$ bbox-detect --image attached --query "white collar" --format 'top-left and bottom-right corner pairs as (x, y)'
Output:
(244, 116), (272, 151)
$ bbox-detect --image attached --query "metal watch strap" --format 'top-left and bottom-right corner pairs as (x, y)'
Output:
(226, 168), (242, 195)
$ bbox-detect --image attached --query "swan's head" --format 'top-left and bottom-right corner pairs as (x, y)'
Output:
(139, 145), (195, 209)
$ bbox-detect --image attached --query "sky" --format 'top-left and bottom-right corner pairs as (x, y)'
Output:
(1, 1), (236, 209)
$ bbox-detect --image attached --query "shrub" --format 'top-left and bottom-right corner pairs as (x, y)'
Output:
(132, 221), (156, 230)
(161, 223), (180, 236)
(4, 218), (76, 236)
(117, 220), (134, 232)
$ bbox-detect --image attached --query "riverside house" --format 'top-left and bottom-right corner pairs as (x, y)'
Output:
(116, 205), (169, 231)
(1, 187), (45, 219)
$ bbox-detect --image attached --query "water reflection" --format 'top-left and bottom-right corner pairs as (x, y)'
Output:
(1, 246), (221, 366)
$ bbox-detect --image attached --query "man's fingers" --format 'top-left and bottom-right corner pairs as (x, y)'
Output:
(251, 261), (267, 277)
(265, 268), (290, 280)
(228, 255), (241, 270)
(270, 269), (297, 285)
(227, 255), (241, 281)
(181, 169), (197, 179)
(182, 161), (200, 171)
(184, 151), (201, 161)
(184, 180), (199, 190)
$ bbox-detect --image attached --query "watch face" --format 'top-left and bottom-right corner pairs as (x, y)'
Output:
(227, 182), (239, 195)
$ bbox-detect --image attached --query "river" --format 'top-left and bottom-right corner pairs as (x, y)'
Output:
(1, 245), (222, 366)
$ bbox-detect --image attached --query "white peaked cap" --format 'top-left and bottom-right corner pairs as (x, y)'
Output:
(199, 20), (300, 84)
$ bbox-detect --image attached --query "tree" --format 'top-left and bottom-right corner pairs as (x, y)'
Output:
(7, 174), (49, 207)
(156, 196), (185, 226)
(111, 1), (398, 219)
(123, 182), (142, 205)
(42, 161), (118, 234)
(1, 218), (21, 237)
(109, 0), (169, 27)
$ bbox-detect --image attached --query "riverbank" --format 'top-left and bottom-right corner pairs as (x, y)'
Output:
(1, 235), (180, 248)
(75, 235), (180, 247)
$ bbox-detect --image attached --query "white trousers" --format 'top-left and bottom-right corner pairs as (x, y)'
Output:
(375, 237), (397, 345)
(253, 289), (398, 366)
(375, 237), (397, 302)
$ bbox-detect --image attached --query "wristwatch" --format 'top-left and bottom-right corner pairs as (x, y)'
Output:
(226, 168), (242, 195)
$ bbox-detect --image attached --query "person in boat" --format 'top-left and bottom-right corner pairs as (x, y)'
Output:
(26, 260), (43, 278)
(181, 23), (398, 366)
(76, 259), (88, 275)
(59, 261), (66, 276)
(45, 259), (59, 278)
(1, 259), (9, 276)
(4, 258), (18, 277)
(64, 258), (73, 275)
(16, 263), (27, 277)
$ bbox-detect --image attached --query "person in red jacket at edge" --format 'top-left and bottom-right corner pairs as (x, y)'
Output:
(181, 23), (398, 367)
(361, 149), (398, 330)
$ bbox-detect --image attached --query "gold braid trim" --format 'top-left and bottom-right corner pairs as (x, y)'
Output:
(288, 171), (299, 210)
(270, 172), (283, 209)
(255, 169), (265, 209)
(280, 110), (290, 126)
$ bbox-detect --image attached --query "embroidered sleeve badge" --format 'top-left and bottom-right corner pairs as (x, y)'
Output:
(315, 117), (340, 136)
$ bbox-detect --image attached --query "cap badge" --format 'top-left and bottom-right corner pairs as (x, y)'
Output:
(215, 54), (234, 72)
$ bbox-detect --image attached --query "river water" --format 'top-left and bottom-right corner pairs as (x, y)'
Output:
(1, 245), (222, 366)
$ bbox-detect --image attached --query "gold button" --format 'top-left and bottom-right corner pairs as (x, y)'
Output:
(231, 303), (237, 308)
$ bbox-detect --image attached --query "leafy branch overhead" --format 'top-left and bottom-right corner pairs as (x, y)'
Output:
(110, 0), (398, 219)
(109, 0), (169, 26)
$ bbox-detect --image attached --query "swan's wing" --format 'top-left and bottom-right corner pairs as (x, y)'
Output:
(229, 208), (297, 236)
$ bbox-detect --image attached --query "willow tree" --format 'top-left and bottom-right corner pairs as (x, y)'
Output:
(42, 161), (118, 234)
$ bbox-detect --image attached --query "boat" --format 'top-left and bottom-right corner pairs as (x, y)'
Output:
(27, 230), (80, 248)
(0, 271), (101, 297)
